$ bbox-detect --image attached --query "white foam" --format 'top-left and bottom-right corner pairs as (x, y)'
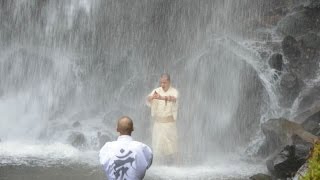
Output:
(0, 141), (100, 166)
(148, 158), (267, 179)
(0, 142), (79, 158)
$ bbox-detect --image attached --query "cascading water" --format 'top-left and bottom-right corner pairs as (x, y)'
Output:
(0, 0), (294, 179)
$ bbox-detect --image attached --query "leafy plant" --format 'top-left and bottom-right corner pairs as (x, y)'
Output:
(301, 142), (320, 180)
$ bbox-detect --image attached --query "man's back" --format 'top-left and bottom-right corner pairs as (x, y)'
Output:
(99, 135), (153, 180)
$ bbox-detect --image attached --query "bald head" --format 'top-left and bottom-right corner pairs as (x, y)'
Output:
(160, 73), (171, 91)
(117, 116), (134, 135)
(160, 73), (170, 81)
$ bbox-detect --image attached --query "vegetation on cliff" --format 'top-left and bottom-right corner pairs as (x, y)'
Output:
(301, 142), (320, 180)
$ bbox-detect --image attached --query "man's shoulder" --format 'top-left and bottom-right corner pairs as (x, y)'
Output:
(131, 140), (148, 147)
(169, 87), (178, 94)
(99, 140), (117, 151)
(170, 87), (178, 91)
(131, 141), (151, 150)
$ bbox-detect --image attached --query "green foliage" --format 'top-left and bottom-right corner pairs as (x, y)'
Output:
(301, 143), (320, 180)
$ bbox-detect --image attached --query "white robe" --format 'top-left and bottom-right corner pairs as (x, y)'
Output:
(147, 86), (179, 157)
(99, 135), (153, 180)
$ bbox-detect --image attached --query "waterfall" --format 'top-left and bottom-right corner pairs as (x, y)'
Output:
(0, 0), (288, 178)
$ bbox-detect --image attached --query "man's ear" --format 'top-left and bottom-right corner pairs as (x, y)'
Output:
(132, 127), (134, 132)
(116, 126), (120, 132)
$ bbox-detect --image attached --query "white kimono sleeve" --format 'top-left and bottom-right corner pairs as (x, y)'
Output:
(146, 89), (157, 107)
(172, 90), (179, 121)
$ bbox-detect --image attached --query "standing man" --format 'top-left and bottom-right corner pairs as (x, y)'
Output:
(99, 116), (153, 180)
(147, 73), (179, 164)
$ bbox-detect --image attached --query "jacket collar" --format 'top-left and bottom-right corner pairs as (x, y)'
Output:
(117, 135), (133, 141)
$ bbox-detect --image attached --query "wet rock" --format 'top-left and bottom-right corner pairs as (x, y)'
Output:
(268, 53), (283, 71)
(260, 118), (318, 156)
(67, 132), (87, 149)
(282, 36), (301, 63)
(277, 11), (314, 37)
(249, 173), (272, 180)
(72, 121), (81, 128)
(293, 85), (320, 123)
(279, 72), (301, 107)
(260, 118), (290, 156)
(304, 0), (320, 9)
(97, 132), (112, 149)
(231, 63), (266, 143)
(259, 51), (269, 59)
(299, 32), (320, 50)
(280, 73), (298, 89)
(266, 144), (310, 179)
(302, 110), (320, 136)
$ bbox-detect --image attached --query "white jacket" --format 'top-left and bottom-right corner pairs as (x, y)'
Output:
(99, 135), (153, 180)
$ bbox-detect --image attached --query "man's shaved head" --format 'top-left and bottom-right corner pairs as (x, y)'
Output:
(117, 116), (134, 135)
(160, 73), (170, 82)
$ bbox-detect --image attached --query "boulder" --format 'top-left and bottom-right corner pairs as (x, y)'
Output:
(72, 121), (81, 128)
(249, 173), (272, 180)
(301, 110), (320, 136)
(268, 53), (283, 71)
(281, 36), (301, 63)
(280, 72), (299, 89)
(67, 131), (87, 149)
(97, 132), (112, 148)
(231, 62), (266, 143)
(266, 144), (310, 179)
(261, 118), (291, 155)
(281, 34), (319, 80)
(291, 134), (313, 147)
(260, 118), (318, 156)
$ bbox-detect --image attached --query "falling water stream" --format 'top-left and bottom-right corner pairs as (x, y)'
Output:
(0, 0), (290, 179)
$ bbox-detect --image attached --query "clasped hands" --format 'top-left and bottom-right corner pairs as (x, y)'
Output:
(152, 92), (176, 102)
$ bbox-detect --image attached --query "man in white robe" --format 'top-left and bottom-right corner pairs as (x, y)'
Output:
(99, 116), (153, 180)
(147, 73), (179, 163)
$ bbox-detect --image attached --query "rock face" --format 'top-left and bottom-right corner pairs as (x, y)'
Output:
(305, 0), (320, 10)
(67, 132), (87, 149)
(299, 32), (320, 50)
(302, 110), (320, 136)
(255, 1), (320, 179)
(231, 62), (266, 144)
(277, 11), (314, 37)
(282, 35), (301, 62)
(266, 144), (310, 179)
(268, 53), (283, 71)
(293, 85), (320, 123)
(259, 118), (318, 157)
(279, 72), (302, 107)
